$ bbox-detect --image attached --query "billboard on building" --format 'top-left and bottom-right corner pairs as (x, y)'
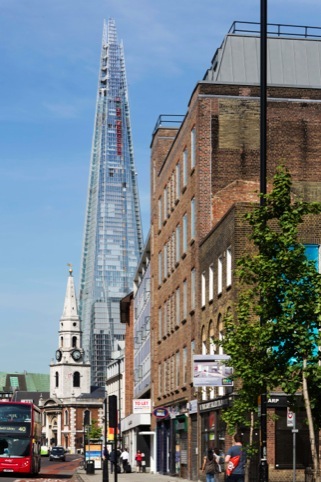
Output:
(193, 354), (233, 387)
(133, 399), (151, 414)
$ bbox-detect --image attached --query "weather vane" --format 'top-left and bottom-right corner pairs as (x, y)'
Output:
(67, 263), (73, 275)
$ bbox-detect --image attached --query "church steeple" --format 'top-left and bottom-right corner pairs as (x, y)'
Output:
(61, 264), (80, 325)
(50, 266), (91, 400)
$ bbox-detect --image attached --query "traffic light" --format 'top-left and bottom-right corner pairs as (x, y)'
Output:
(108, 395), (117, 428)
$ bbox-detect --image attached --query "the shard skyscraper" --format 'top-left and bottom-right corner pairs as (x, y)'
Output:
(79, 19), (143, 387)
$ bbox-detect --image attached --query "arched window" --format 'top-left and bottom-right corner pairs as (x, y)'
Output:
(55, 372), (59, 388)
(60, 336), (64, 347)
(201, 326), (207, 354)
(64, 409), (69, 425)
(209, 320), (215, 354)
(72, 336), (77, 348)
(73, 372), (80, 387)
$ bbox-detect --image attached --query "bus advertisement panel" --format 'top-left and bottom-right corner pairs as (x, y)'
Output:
(0, 401), (41, 474)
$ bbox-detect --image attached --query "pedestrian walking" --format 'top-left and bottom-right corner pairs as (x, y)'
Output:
(103, 446), (109, 460)
(213, 448), (222, 481)
(120, 447), (129, 472)
(202, 448), (219, 482)
(109, 449), (116, 473)
(225, 434), (246, 482)
(135, 450), (143, 472)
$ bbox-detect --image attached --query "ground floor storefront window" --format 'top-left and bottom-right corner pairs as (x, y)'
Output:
(201, 409), (226, 458)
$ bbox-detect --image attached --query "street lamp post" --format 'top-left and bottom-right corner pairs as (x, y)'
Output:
(103, 397), (109, 482)
(259, 0), (269, 481)
(106, 357), (122, 482)
(106, 358), (122, 441)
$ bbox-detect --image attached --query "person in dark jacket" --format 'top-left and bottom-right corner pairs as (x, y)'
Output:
(225, 434), (246, 482)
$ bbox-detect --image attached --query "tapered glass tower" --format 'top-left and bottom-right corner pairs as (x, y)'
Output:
(79, 18), (143, 387)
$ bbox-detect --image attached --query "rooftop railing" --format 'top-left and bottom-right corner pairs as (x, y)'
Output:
(229, 21), (321, 39)
(152, 114), (185, 135)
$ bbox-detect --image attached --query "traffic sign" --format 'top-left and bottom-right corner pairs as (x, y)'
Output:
(287, 407), (295, 427)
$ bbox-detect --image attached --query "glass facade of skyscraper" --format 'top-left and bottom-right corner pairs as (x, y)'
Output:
(79, 18), (143, 387)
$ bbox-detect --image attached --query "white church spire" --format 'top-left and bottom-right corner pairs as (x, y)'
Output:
(61, 264), (79, 322)
(50, 266), (91, 400)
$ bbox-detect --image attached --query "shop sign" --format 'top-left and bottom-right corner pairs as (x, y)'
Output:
(152, 407), (169, 418)
(193, 355), (233, 387)
(199, 398), (229, 412)
(133, 399), (151, 414)
(188, 400), (198, 414)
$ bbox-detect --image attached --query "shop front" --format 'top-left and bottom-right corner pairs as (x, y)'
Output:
(199, 398), (228, 461)
(155, 405), (189, 477)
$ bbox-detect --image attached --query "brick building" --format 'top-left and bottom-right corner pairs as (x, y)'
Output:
(121, 237), (153, 471)
(150, 22), (321, 481)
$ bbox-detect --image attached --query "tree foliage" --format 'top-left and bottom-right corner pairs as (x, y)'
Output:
(88, 419), (103, 442)
(221, 166), (321, 438)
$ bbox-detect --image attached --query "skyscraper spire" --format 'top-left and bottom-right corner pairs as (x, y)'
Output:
(79, 18), (143, 386)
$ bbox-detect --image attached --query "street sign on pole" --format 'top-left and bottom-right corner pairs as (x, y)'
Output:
(287, 407), (295, 428)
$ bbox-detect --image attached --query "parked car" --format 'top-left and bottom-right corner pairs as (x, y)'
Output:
(49, 446), (66, 461)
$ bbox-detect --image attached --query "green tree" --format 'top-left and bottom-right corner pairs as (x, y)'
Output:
(88, 419), (103, 442)
(221, 166), (321, 480)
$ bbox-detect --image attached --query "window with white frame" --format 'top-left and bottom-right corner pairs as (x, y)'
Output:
(191, 127), (196, 169)
(158, 197), (162, 230)
(209, 335), (215, 355)
(176, 287), (180, 326)
(171, 232), (175, 272)
(163, 186), (168, 220)
(201, 271), (206, 307)
(158, 363), (162, 396)
(164, 242), (168, 278)
(183, 279), (188, 320)
(191, 197), (196, 240)
(158, 307), (162, 340)
(164, 300), (168, 335)
(176, 351), (180, 387)
(170, 357), (174, 392)
(183, 213), (188, 253)
(218, 255), (223, 294)
(158, 251), (162, 285)
(176, 163), (180, 200)
(191, 339), (195, 374)
(218, 329), (225, 396)
(191, 268), (196, 311)
(170, 173), (174, 211)
(183, 148), (188, 187)
(183, 346), (187, 384)
(209, 264), (214, 301)
(165, 359), (169, 393)
(176, 224), (180, 262)
(226, 247), (232, 287)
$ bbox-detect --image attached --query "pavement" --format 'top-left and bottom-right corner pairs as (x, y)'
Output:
(75, 467), (183, 482)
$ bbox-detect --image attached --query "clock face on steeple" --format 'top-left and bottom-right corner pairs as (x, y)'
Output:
(72, 349), (82, 361)
(56, 349), (62, 361)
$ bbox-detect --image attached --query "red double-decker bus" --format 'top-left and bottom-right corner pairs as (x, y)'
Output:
(0, 401), (41, 474)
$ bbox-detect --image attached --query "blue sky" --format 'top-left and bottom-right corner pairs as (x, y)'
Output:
(1, 0), (321, 375)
